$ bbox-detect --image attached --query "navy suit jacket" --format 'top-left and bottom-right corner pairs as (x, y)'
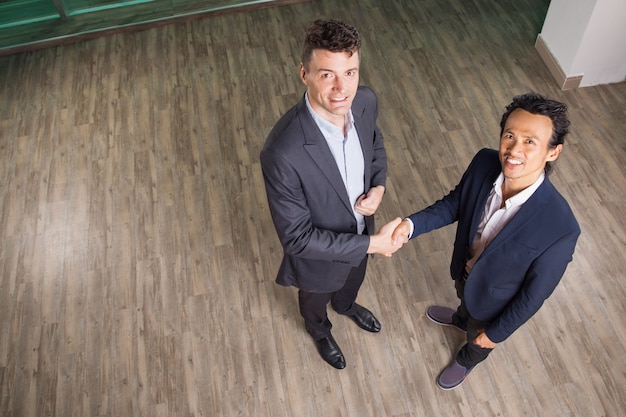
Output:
(408, 149), (580, 343)
(260, 86), (387, 292)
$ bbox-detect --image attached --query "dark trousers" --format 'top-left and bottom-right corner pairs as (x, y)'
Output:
(298, 255), (368, 340)
(452, 274), (494, 368)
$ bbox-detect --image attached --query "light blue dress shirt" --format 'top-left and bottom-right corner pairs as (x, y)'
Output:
(305, 93), (366, 234)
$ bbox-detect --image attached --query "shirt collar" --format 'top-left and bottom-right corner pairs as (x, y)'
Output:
(493, 171), (545, 209)
(305, 92), (354, 140)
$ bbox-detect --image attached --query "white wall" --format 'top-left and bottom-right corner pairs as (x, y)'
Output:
(539, 0), (626, 87)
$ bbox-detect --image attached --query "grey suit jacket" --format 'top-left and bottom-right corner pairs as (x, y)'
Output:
(260, 86), (387, 292)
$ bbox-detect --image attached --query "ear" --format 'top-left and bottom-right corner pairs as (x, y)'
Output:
(547, 144), (562, 162)
(299, 63), (307, 85)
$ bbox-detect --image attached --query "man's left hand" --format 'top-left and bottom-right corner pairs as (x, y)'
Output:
(355, 185), (385, 216)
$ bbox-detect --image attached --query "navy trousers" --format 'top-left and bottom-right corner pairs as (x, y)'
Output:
(452, 274), (494, 368)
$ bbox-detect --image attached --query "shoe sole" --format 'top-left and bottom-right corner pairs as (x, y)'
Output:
(436, 378), (466, 390)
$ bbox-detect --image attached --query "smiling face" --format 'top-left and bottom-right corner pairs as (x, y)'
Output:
(300, 49), (360, 127)
(499, 108), (562, 191)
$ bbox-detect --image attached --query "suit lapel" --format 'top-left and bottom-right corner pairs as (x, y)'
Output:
(468, 167), (501, 240)
(297, 98), (354, 213)
(352, 96), (372, 187)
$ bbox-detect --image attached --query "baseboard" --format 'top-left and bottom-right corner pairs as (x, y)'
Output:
(535, 34), (583, 90)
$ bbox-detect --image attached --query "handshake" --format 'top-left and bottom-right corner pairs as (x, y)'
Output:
(367, 217), (412, 257)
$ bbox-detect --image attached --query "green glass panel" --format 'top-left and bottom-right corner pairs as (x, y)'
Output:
(63, 0), (155, 15)
(0, 0), (60, 28)
(0, 0), (274, 52)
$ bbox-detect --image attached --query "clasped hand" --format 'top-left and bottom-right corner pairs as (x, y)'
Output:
(368, 217), (411, 257)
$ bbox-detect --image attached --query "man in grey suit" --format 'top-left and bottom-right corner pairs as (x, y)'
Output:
(260, 19), (402, 369)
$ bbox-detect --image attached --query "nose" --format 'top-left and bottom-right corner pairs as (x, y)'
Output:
(508, 138), (523, 154)
(333, 76), (346, 91)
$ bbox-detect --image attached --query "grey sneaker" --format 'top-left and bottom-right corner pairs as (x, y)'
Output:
(437, 359), (475, 390)
(426, 306), (467, 332)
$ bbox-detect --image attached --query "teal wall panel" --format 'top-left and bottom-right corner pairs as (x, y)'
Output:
(0, 0), (60, 28)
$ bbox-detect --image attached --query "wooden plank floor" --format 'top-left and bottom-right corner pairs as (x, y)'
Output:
(1, 0), (625, 416)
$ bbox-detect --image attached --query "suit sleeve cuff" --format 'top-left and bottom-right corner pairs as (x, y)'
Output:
(405, 217), (415, 239)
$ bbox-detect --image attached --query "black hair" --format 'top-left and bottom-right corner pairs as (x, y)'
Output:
(500, 93), (570, 174)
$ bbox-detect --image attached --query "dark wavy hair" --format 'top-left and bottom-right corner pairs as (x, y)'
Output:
(301, 19), (362, 70)
(499, 93), (570, 175)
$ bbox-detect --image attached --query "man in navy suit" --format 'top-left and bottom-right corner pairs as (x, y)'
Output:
(261, 20), (402, 369)
(392, 93), (580, 389)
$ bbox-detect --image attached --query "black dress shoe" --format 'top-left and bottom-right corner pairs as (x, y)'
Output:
(315, 334), (346, 369)
(345, 304), (381, 333)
